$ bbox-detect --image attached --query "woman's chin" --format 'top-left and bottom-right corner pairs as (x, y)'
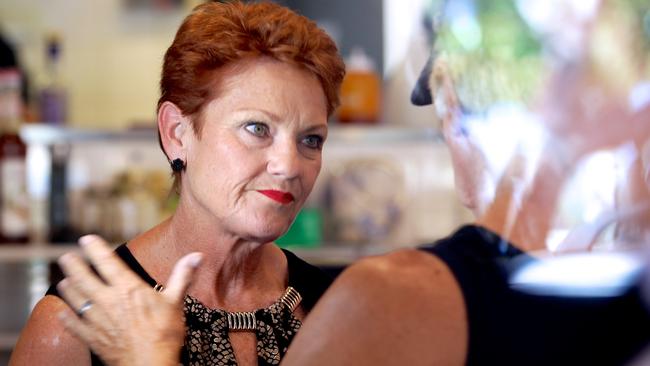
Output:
(240, 225), (289, 244)
(252, 234), (283, 244)
(226, 211), (296, 243)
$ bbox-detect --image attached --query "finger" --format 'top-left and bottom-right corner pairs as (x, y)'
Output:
(56, 279), (104, 325)
(163, 252), (203, 304)
(58, 252), (106, 296)
(78, 235), (141, 285)
(57, 278), (88, 313)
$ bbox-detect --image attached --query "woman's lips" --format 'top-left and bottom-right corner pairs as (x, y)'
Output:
(257, 190), (295, 204)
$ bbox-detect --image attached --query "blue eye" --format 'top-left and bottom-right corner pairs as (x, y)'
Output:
(302, 135), (324, 150)
(245, 122), (269, 137)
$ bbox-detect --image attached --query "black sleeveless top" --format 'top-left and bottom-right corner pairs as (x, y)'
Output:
(47, 244), (333, 366)
(421, 225), (650, 365)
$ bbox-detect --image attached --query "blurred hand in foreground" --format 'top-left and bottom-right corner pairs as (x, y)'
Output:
(56, 235), (202, 366)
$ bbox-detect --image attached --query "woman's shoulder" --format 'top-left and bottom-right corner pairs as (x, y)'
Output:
(416, 224), (529, 312)
(418, 225), (529, 289)
(282, 248), (468, 365)
(420, 224), (524, 260)
(10, 295), (91, 365)
(47, 243), (156, 299)
(281, 248), (334, 312)
(113, 243), (158, 286)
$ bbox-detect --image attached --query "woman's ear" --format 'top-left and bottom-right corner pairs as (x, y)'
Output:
(158, 101), (189, 161)
(428, 58), (494, 216)
(430, 58), (461, 130)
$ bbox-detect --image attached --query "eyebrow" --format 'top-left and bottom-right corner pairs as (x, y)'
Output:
(235, 108), (282, 122)
(303, 124), (328, 135)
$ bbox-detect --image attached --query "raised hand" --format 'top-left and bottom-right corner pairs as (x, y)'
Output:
(56, 235), (202, 366)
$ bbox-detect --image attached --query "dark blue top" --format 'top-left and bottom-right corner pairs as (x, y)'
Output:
(420, 225), (650, 365)
(47, 244), (333, 366)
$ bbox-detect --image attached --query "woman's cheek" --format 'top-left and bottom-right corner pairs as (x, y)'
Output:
(642, 139), (650, 189)
(304, 161), (322, 195)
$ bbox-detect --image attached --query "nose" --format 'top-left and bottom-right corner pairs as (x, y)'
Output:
(267, 140), (301, 180)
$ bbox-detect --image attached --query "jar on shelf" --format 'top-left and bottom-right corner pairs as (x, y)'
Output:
(336, 47), (382, 124)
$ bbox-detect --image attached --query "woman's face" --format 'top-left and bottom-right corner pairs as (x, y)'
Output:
(181, 57), (328, 242)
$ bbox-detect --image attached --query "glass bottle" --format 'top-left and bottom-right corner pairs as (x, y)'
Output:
(39, 34), (67, 124)
(0, 69), (29, 244)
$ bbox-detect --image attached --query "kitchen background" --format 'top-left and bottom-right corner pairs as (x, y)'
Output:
(0, 0), (470, 361)
(1, 0), (641, 362)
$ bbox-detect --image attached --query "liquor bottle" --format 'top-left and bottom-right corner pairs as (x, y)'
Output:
(336, 47), (381, 124)
(48, 143), (73, 243)
(39, 34), (67, 124)
(0, 69), (29, 244)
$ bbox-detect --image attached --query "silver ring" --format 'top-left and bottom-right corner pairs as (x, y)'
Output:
(77, 300), (93, 317)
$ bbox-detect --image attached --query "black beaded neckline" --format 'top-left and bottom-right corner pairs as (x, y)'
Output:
(181, 286), (304, 365)
(178, 286), (302, 331)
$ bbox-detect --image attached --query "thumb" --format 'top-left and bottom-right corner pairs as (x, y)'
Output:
(163, 252), (203, 304)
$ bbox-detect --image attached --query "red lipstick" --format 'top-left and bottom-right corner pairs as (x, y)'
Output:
(257, 190), (295, 204)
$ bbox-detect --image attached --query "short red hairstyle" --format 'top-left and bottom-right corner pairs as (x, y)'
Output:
(158, 0), (345, 124)
(158, 1), (345, 191)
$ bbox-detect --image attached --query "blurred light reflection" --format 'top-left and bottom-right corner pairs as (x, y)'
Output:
(510, 251), (644, 297)
(450, 14), (481, 51)
(465, 103), (544, 185)
(630, 82), (650, 112)
(515, 0), (599, 61)
(446, 0), (481, 51)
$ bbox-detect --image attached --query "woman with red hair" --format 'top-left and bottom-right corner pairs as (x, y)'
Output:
(10, 2), (344, 365)
(29, 1), (650, 365)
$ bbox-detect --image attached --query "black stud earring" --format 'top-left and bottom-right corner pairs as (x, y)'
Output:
(171, 158), (186, 172)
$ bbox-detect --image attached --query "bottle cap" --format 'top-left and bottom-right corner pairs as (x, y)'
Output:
(346, 47), (376, 72)
(46, 33), (61, 60)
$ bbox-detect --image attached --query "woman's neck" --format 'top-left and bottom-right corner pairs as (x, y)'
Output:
(130, 195), (288, 311)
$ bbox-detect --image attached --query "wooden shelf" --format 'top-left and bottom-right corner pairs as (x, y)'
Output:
(20, 124), (442, 145)
(20, 124), (157, 144)
(0, 244), (78, 263)
(0, 242), (399, 266)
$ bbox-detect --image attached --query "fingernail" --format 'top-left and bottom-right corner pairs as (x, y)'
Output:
(78, 235), (96, 246)
(58, 253), (72, 265)
(188, 253), (203, 268)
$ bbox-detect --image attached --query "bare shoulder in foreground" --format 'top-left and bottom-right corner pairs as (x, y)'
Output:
(9, 295), (90, 366)
(282, 249), (467, 366)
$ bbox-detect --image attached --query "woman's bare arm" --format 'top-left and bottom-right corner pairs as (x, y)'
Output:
(282, 249), (467, 366)
(53, 235), (201, 366)
(12, 235), (202, 366)
(10, 295), (91, 366)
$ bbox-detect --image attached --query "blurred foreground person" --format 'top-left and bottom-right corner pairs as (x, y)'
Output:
(284, 1), (650, 365)
(10, 2), (344, 365)
(19, 0), (650, 365)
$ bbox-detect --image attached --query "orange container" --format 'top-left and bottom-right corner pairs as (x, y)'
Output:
(337, 48), (381, 123)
